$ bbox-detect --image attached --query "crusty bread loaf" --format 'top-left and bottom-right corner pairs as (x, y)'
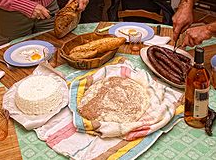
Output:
(69, 37), (126, 60)
(78, 77), (149, 123)
(54, 0), (80, 38)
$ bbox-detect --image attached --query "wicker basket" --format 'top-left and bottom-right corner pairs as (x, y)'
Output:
(60, 32), (118, 69)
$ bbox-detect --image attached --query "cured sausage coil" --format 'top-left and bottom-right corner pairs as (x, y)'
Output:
(174, 52), (191, 63)
(155, 46), (188, 77)
(154, 51), (182, 76)
(157, 59), (184, 82)
(147, 45), (192, 85)
(147, 47), (184, 85)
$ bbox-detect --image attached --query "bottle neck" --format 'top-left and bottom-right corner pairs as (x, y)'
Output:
(194, 62), (204, 69)
(194, 46), (204, 64)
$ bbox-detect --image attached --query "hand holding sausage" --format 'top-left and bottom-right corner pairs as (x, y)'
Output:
(182, 24), (215, 47)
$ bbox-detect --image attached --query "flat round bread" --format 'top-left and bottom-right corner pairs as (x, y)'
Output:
(78, 77), (149, 123)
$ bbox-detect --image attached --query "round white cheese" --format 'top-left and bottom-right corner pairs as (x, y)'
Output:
(15, 75), (63, 115)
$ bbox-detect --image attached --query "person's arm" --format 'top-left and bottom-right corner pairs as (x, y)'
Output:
(0, 0), (37, 18)
(182, 21), (216, 47)
(172, 0), (195, 41)
(0, 0), (50, 19)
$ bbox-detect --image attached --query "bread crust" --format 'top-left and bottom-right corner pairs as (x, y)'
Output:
(54, 0), (80, 38)
(78, 77), (149, 123)
(69, 37), (126, 60)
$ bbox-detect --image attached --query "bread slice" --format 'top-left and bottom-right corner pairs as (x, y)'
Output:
(54, 0), (80, 38)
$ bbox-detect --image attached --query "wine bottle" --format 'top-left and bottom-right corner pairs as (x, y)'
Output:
(184, 46), (210, 128)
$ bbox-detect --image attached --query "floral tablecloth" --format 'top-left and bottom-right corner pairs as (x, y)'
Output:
(3, 23), (216, 160)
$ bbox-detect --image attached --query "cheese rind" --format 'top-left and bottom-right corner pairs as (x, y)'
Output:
(15, 75), (63, 115)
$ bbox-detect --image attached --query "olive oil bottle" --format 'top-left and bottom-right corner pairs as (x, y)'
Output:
(184, 46), (210, 128)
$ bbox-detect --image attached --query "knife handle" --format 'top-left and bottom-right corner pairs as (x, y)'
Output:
(156, 25), (161, 35)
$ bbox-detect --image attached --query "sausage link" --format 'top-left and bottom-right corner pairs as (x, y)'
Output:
(147, 47), (184, 85)
(154, 51), (183, 76)
(150, 45), (189, 78)
(185, 63), (192, 74)
(205, 108), (216, 136)
(159, 46), (188, 76)
(174, 52), (191, 63)
(158, 47), (191, 65)
(157, 59), (184, 82)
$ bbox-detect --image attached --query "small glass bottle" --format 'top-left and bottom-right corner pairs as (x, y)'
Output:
(184, 46), (210, 128)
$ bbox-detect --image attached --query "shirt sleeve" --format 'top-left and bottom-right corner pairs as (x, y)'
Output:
(0, 0), (38, 18)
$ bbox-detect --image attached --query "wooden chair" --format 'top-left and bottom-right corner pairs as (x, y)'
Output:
(107, 0), (174, 25)
(118, 9), (163, 23)
(193, 9), (216, 24)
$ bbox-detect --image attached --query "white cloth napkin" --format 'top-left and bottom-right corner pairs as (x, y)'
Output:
(0, 71), (5, 79)
(144, 35), (171, 46)
(2, 63), (69, 130)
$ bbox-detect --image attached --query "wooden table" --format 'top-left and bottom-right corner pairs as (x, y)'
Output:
(0, 22), (216, 160)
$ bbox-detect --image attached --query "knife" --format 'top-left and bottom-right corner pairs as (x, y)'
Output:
(173, 32), (181, 52)
(156, 25), (161, 35)
(96, 25), (115, 33)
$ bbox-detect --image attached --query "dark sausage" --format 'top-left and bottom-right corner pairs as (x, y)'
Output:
(174, 52), (191, 63)
(154, 51), (183, 76)
(185, 63), (192, 74)
(157, 59), (184, 82)
(205, 108), (216, 136)
(159, 46), (191, 64)
(147, 47), (184, 85)
(162, 47), (192, 75)
(150, 45), (188, 78)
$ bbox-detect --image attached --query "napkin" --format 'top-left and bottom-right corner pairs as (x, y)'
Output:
(2, 63), (69, 130)
(0, 71), (5, 79)
(144, 35), (171, 46)
(69, 58), (182, 140)
(35, 57), (183, 160)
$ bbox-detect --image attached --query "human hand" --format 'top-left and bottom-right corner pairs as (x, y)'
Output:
(67, 0), (89, 12)
(182, 25), (212, 47)
(31, 4), (50, 19)
(76, 0), (89, 11)
(172, 1), (194, 42)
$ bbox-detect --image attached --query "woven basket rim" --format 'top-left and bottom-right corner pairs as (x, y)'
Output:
(59, 32), (118, 64)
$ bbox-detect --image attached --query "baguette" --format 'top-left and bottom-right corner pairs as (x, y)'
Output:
(54, 0), (80, 38)
(69, 37), (126, 60)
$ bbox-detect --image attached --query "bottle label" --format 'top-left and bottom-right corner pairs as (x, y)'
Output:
(193, 87), (209, 118)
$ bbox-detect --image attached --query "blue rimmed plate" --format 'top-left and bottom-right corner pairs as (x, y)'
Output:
(109, 22), (154, 42)
(4, 40), (55, 67)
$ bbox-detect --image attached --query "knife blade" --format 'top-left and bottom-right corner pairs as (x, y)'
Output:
(96, 25), (114, 33)
(173, 32), (181, 51)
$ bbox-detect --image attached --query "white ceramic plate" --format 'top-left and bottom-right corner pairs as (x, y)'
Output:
(140, 45), (193, 88)
(109, 22), (154, 42)
(4, 40), (55, 67)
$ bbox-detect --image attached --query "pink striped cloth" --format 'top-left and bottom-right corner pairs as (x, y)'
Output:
(35, 58), (184, 159)
(69, 59), (183, 140)
(0, 0), (53, 17)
